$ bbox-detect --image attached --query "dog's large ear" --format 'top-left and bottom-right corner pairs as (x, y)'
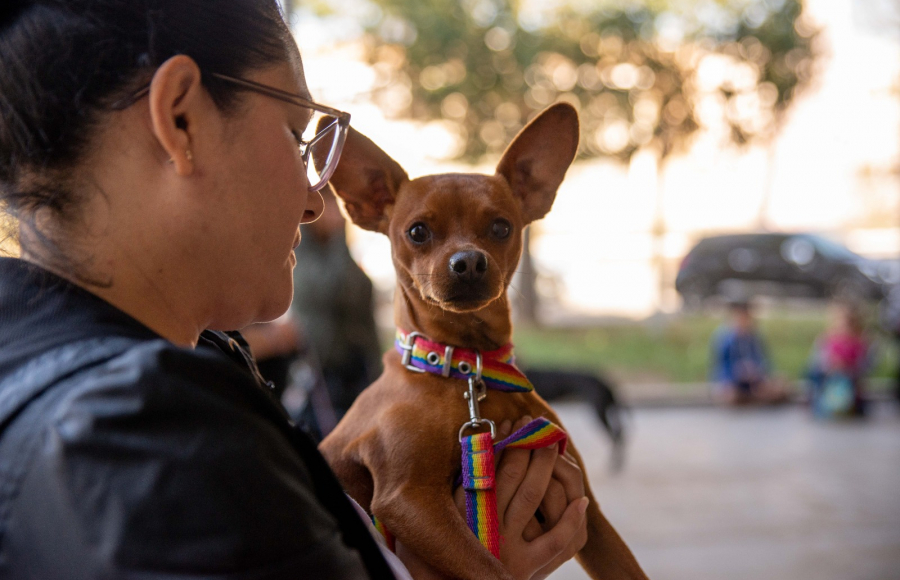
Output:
(319, 124), (408, 234)
(495, 103), (579, 224)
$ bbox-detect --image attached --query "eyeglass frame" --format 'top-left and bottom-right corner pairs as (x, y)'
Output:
(112, 72), (351, 192)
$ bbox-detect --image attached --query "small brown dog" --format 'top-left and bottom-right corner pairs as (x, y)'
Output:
(318, 103), (647, 580)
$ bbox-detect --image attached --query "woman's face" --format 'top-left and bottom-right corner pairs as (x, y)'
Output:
(202, 56), (324, 329)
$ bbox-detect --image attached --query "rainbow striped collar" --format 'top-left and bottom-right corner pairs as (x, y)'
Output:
(395, 329), (533, 393)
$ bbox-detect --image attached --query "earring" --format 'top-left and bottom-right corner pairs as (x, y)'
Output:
(168, 151), (192, 164)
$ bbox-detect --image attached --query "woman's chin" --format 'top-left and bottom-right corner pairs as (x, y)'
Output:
(257, 289), (293, 325)
(215, 282), (293, 332)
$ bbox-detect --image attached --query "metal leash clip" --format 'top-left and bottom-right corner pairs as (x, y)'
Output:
(398, 331), (427, 373)
(458, 374), (496, 441)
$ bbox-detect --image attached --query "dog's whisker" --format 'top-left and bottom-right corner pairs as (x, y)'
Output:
(506, 284), (526, 300)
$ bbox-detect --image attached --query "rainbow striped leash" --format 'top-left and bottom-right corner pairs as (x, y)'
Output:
(371, 514), (396, 552)
(461, 417), (568, 558)
(395, 330), (533, 393)
(388, 329), (566, 557)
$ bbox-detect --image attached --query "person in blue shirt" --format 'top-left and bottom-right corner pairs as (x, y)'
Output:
(710, 300), (788, 405)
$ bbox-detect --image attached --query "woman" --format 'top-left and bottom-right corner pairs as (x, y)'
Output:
(0, 2), (588, 579)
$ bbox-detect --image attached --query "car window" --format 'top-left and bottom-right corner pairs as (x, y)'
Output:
(806, 235), (859, 261)
(728, 247), (760, 272)
(782, 236), (815, 265)
(693, 238), (725, 255)
(759, 235), (788, 252)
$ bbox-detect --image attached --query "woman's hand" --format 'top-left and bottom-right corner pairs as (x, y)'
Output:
(491, 416), (589, 580)
(398, 416), (589, 580)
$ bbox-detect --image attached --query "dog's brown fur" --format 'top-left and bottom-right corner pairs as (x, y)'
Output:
(319, 104), (648, 580)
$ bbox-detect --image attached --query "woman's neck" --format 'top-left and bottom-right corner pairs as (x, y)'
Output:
(21, 246), (205, 348)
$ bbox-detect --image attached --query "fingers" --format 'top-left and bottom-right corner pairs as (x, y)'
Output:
(503, 443), (558, 531)
(522, 517), (543, 543)
(533, 513), (589, 580)
(496, 419), (513, 445)
(494, 416), (532, 514)
(528, 497), (589, 574)
(552, 452), (586, 506)
(538, 477), (567, 530)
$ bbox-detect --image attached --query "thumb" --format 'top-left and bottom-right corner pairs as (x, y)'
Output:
(526, 497), (588, 565)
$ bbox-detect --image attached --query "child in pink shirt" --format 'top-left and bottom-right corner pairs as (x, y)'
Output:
(808, 301), (871, 417)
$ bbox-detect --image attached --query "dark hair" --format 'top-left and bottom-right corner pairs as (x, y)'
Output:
(833, 299), (865, 334)
(726, 299), (751, 313)
(0, 0), (292, 267)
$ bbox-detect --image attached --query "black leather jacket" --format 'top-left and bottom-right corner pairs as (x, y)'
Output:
(0, 258), (393, 579)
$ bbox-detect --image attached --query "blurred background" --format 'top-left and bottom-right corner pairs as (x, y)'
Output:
(281, 0), (900, 578)
(288, 0), (900, 391)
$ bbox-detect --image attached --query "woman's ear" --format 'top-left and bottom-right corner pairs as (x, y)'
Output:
(147, 55), (206, 176)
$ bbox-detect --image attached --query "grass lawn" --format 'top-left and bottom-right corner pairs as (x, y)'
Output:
(512, 308), (898, 392)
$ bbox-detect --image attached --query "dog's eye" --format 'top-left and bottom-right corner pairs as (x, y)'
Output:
(491, 219), (511, 240)
(408, 223), (431, 244)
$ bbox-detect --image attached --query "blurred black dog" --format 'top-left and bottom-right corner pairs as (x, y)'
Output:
(523, 368), (627, 471)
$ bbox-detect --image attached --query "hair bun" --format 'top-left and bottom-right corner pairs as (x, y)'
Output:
(1, 0), (30, 30)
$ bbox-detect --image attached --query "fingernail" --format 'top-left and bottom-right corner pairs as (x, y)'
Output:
(577, 497), (589, 514)
(522, 415), (532, 422)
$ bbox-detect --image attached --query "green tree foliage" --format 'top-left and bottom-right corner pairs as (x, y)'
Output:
(316, 0), (819, 162)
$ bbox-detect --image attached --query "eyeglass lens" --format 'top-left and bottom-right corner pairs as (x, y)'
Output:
(304, 110), (345, 192)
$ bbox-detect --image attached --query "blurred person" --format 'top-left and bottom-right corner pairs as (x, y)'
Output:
(878, 285), (900, 403)
(0, 2), (588, 578)
(806, 301), (873, 417)
(291, 187), (383, 439)
(710, 299), (788, 405)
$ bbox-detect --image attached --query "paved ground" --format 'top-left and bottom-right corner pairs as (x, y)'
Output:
(546, 402), (900, 580)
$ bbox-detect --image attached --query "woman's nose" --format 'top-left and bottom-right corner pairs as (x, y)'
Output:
(301, 188), (325, 224)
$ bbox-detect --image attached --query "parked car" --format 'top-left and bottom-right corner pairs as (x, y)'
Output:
(675, 233), (892, 305)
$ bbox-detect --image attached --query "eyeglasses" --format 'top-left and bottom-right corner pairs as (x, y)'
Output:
(113, 72), (351, 192)
(209, 73), (350, 192)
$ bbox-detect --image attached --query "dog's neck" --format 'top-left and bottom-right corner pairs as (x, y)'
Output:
(394, 283), (513, 352)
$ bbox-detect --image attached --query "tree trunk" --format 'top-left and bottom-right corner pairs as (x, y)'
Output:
(517, 227), (540, 327)
(650, 155), (666, 313)
(757, 142), (777, 231)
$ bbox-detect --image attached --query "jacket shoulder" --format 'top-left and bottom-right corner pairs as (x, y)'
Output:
(0, 339), (369, 579)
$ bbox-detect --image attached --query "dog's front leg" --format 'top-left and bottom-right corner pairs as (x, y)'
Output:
(531, 403), (648, 580)
(371, 479), (514, 580)
(567, 438), (648, 580)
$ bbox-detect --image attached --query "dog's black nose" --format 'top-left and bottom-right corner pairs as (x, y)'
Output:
(449, 251), (488, 282)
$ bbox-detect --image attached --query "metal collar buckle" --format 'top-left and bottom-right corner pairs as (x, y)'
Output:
(398, 331), (427, 373)
(399, 332), (485, 384)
